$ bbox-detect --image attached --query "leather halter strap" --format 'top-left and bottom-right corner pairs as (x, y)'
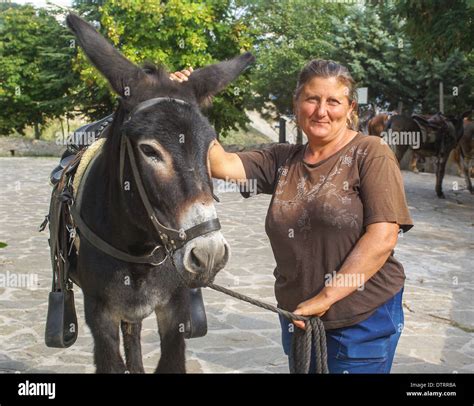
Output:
(70, 204), (169, 266)
(71, 96), (221, 266)
(128, 96), (189, 118)
(124, 135), (221, 251)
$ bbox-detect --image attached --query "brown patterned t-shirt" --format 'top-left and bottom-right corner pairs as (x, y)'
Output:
(235, 133), (414, 330)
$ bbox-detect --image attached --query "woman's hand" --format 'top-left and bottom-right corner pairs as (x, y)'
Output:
(169, 64), (246, 183)
(292, 290), (333, 330)
(169, 67), (193, 82)
(291, 223), (400, 330)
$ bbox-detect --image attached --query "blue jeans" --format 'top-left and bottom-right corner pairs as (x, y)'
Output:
(279, 288), (404, 373)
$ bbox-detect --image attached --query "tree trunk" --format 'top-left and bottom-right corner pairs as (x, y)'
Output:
(34, 123), (41, 140)
(397, 101), (403, 115)
(60, 118), (65, 139)
(279, 116), (286, 143)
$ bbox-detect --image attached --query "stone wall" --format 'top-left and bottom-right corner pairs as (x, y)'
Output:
(0, 137), (270, 158)
(0, 137), (65, 157)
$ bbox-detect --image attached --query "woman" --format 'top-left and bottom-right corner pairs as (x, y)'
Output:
(199, 59), (413, 373)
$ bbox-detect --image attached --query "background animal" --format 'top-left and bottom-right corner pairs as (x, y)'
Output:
(368, 112), (392, 137)
(384, 111), (471, 197)
(451, 118), (474, 189)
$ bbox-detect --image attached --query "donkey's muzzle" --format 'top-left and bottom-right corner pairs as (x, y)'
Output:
(182, 233), (229, 277)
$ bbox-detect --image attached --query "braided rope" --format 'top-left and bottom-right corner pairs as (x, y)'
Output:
(207, 283), (329, 374)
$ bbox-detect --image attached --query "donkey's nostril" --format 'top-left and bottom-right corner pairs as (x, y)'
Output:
(190, 248), (204, 269)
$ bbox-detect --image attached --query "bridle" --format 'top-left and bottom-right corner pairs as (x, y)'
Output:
(70, 97), (221, 267)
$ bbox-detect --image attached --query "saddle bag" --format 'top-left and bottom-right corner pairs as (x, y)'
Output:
(45, 290), (78, 348)
(184, 288), (208, 339)
(43, 117), (113, 348)
(44, 156), (81, 348)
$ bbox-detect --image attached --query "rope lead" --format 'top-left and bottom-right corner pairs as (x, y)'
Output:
(207, 283), (329, 374)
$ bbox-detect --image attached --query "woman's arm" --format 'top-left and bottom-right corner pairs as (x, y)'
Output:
(292, 222), (399, 329)
(209, 140), (247, 182)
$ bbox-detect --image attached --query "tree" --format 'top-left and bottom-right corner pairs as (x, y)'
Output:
(414, 50), (474, 115)
(394, 0), (473, 114)
(242, 0), (347, 119)
(0, 5), (78, 137)
(395, 0), (473, 60)
(70, 0), (254, 136)
(245, 1), (473, 118)
(330, 4), (423, 112)
(2, 1), (470, 139)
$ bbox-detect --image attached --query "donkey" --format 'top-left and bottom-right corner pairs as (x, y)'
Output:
(384, 111), (471, 198)
(371, 112), (421, 173)
(64, 14), (254, 373)
(451, 119), (474, 191)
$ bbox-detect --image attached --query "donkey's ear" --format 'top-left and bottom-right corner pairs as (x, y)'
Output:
(66, 13), (144, 97)
(185, 52), (255, 106)
(462, 109), (472, 119)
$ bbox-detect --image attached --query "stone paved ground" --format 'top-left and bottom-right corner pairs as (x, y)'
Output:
(0, 157), (472, 373)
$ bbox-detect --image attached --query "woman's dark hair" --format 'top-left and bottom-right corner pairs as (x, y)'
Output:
(294, 59), (358, 130)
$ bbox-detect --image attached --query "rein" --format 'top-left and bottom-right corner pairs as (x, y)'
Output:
(207, 283), (329, 374)
(70, 97), (221, 266)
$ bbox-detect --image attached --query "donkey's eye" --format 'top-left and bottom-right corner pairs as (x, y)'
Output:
(140, 144), (163, 162)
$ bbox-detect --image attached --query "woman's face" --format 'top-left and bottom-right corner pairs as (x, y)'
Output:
(295, 76), (354, 142)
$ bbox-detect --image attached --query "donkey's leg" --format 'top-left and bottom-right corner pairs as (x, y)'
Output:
(84, 294), (126, 373)
(435, 153), (449, 198)
(409, 153), (419, 173)
(155, 288), (187, 373)
(460, 154), (473, 193)
(452, 148), (463, 176)
(395, 145), (409, 164)
(121, 321), (145, 373)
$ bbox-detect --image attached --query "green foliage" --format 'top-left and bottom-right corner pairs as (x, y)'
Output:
(220, 125), (271, 146)
(395, 0), (473, 60)
(392, 0), (474, 113)
(330, 5), (424, 112)
(243, 0), (346, 118)
(417, 50), (474, 115)
(0, 5), (78, 137)
(0, 1), (471, 140)
(247, 1), (473, 117)
(72, 0), (254, 135)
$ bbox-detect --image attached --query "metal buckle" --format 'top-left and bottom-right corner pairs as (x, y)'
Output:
(149, 245), (168, 267)
(178, 228), (187, 241)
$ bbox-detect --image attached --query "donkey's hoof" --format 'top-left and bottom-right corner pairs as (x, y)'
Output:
(155, 365), (186, 374)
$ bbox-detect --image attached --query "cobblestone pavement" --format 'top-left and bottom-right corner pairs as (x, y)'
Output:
(0, 157), (472, 373)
